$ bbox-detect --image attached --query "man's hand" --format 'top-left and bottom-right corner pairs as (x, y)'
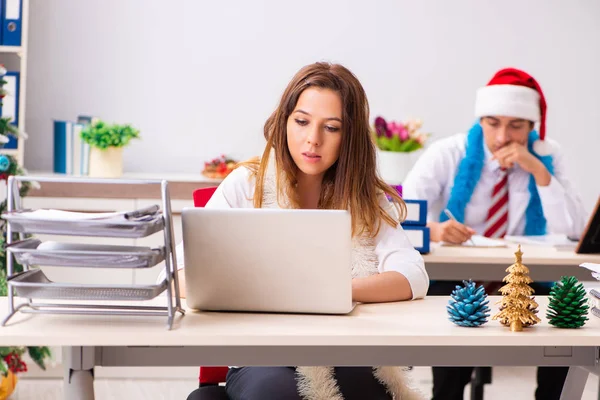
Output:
(429, 220), (476, 244)
(492, 143), (551, 186)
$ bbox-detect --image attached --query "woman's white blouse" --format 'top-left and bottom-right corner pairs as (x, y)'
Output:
(169, 167), (429, 299)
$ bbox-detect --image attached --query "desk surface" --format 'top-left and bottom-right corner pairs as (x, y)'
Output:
(424, 243), (600, 266)
(25, 172), (222, 200)
(26, 171), (223, 183)
(1, 296), (599, 347)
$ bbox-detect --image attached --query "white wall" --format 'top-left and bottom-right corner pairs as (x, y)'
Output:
(25, 0), (600, 212)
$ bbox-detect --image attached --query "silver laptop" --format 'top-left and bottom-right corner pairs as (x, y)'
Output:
(181, 207), (355, 314)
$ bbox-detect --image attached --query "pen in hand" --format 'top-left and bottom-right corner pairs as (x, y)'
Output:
(443, 209), (476, 246)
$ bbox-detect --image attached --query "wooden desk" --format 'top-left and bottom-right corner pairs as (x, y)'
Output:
(423, 243), (600, 282)
(0, 296), (599, 399)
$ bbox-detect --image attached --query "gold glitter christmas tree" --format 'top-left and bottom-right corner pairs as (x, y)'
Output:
(492, 245), (541, 332)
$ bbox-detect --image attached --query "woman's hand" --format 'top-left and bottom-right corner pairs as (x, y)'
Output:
(177, 270), (187, 298)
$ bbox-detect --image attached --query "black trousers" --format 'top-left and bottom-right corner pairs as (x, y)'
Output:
(431, 366), (569, 400)
(429, 281), (568, 400)
(225, 366), (394, 400)
(187, 385), (229, 400)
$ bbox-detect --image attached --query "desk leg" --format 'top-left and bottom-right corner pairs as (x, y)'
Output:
(63, 346), (96, 400)
(560, 366), (589, 400)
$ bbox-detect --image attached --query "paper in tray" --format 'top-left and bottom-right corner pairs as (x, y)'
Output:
(8, 269), (168, 301)
(7, 238), (165, 269)
(1, 206), (164, 238)
(10, 205), (160, 221)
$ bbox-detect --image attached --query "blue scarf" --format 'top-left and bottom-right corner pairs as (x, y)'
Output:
(439, 123), (554, 235)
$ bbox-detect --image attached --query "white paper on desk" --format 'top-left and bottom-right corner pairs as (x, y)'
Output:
(505, 234), (578, 249)
(17, 209), (126, 221)
(580, 263), (600, 282)
(442, 235), (507, 248)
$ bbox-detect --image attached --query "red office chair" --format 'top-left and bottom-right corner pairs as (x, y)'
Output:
(186, 187), (230, 400)
(193, 186), (218, 209)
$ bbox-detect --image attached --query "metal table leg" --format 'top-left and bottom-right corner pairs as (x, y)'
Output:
(560, 366), (589, 400)
(63, 346), (96, 400)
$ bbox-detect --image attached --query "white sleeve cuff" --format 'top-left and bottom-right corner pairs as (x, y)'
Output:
(536, 176), (565, 205)
(379, 250), (429, 300)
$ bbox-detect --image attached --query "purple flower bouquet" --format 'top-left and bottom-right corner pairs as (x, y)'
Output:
(373, 116), (429, 153)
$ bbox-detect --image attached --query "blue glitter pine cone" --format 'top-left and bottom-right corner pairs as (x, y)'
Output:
(0, 154), (10, 172)
(447, 280), (491, 327)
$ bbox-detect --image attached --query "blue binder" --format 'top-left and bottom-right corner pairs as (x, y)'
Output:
(0, 71), (20, 149)
(53, 120), (71, 174)
(402, 225), (431, 254)
(0, 0), (3, 44)
(1, 0), (22, 46)
(53, 120), (88, 175)
(401, 199), (428, 226)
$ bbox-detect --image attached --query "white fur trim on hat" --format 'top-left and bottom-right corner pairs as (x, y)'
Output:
(475, 84), (541, 122)
(532, 139), (553, 156)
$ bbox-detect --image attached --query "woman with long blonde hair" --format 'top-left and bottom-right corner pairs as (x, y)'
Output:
(183, 62), (428, 400)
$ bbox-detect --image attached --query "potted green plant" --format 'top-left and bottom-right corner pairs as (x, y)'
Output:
(372, 116), (430, 184)
(81, 120), (140, 178)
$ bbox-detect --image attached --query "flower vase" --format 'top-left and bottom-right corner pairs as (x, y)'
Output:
(376, 149), (421, 185)
(88, 147), (124, 178)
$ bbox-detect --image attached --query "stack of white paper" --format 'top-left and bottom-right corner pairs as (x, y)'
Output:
(580, 263), (600, 281)
(18, 209), (127, 221)
(441, 235), (507, 248)
(504, 234), (578, 249)
(14, 205), (160, 222)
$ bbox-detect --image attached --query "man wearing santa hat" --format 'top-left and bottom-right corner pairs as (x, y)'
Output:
(403, 68), (588, 399)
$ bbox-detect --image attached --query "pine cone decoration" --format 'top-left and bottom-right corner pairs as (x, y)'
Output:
(547, 276), (589, 329)
(447, 280), (490, 327)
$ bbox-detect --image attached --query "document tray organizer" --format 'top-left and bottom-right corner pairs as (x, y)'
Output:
(8, 269), (168, 301)
(1, 176), (185, 329)
(8, 238), (165, 269)
(2, 208), (164, 238)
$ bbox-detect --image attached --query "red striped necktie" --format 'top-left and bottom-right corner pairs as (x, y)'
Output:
(484, 170), (509, 238)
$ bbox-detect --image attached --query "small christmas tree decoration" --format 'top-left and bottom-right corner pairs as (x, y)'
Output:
(492, 245), (541, 332)
(447, 280), (491, 327)
(547, 276), (589, 328)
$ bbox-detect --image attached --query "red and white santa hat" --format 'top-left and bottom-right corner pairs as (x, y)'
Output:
(474, 68), (552, 155)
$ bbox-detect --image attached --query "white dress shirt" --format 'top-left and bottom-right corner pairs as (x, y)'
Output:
(170, 166), (430, 300)
(402, 133), (588, 238)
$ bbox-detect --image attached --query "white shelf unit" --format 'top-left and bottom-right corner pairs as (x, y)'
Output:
(0, 0), (29, 166)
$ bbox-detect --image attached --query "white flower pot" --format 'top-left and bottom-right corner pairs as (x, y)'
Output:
(88, 147), (123, 178)
(376, 149), (421, 185)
